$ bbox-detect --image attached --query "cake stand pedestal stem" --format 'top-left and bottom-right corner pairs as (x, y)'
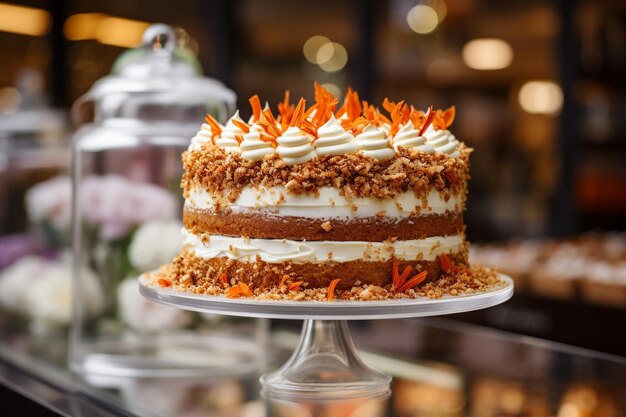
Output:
(260, 320), (391, 401)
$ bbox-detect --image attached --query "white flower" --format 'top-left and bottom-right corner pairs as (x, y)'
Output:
(117, 277), (193, 333)
(0, 256), (48, 315)
(24, 255), (104, 332)
(25, 176), (72, 231)
(128, 220), (183, 272)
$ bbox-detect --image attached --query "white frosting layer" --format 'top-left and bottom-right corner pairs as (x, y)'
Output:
(424, 124), (460, 156)
(188, 123), (214, 152)
(355, 124), (395, 160)
(216, 110), (245, 153)
(315, 115), (357, 155)
(183, 228), (464, 263)
(187, 186), (462, 218)
(393, 123), (435, 153)
(276, 126), (316, 165)
(240, 123), (276, 161)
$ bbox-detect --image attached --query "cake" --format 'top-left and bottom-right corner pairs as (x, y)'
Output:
(150, 83), (502, 300)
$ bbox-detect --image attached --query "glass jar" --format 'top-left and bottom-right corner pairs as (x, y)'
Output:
(69, 24), (264, 377)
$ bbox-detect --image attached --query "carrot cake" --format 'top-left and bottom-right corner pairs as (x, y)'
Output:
(150, 83), (502, 300)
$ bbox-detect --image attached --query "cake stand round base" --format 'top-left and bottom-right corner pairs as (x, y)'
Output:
(139, 274), (513, 401)
(260, 320), (391, 401)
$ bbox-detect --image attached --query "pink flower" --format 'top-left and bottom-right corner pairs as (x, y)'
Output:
(27, 175), (178, 241)
(26, 176), (72, 230)
(80, 175), (178, 240)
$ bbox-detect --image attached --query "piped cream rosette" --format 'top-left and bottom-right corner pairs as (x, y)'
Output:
(240, 123), (276, 161)
(276, 126), (316, 165)
(355, 124), (395, 160)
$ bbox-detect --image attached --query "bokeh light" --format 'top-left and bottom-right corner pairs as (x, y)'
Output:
(462, 39), (513, 70)
(518, 80), (563, 115)
(318, 42), (348, 73)
(407, 4), (439, 35)
(303, 35), (331, 64)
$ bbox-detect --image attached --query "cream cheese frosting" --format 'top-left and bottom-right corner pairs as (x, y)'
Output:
(240, 123), (276, 161)
(276, 126), (316, 165)
(355, 124), (395, 160)
(183, 228), (465, 263)
(187, 186), (463, 218)
(216, 110), (244, 153)
(314, 115), (358, 155)
(393, 122), (435, 153)
(424, 124), (460, 156)
(188, 123), (214, 152)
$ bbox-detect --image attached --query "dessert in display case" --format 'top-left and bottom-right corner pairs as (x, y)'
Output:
(141, 83), (513, 400)
(69, 24), (266, 378)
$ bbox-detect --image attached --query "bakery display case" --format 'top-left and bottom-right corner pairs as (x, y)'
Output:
(0, 0), (624, 414)
(1, 317), (625, 416)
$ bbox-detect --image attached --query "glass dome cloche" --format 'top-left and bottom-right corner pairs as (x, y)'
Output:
(69, 24), (262, 377)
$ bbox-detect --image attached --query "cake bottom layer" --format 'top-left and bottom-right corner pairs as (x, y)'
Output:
(150, 248), (503, 301)
(162, 247), (468, 291)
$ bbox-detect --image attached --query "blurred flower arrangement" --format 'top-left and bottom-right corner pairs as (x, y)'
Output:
(0, 174), (192, 333)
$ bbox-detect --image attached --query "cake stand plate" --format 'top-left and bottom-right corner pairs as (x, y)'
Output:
(139, 274), (513, 401)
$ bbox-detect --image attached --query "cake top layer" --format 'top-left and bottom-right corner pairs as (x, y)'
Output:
(190, 83), (463, 163)
(183, 83), (471, 200)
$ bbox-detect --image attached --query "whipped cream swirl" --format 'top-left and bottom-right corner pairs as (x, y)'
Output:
(355, 124), (395, 160)
(276, 126), (316, 165)
(393, 123), (435, 153)
(314, 115), (357, 156)
(216, 110), (244, 153)
(424, 124), (460, 156)
(240, 123), (276, 162)
(188, 123), (214, 152)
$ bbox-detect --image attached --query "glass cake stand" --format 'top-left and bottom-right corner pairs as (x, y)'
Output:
(139, 274), (513, 401)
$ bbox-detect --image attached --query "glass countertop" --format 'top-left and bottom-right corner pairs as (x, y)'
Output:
(1, 315), (625, 417)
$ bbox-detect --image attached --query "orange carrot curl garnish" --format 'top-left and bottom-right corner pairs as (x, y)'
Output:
(289, 98), (307, 128)
(278, 90), (294, 131)
(239, 282), (253, 297)
(409, 109), (425, 129)
(279, 275), (289, 288)
(327, 278), (341, 300)
(234, 134), (244, 144)
(418, 105), (436, 136)
(349, 116), (371, 135)
(225, 285), (242, 298)
(336, 88), (362, 123)
(397, 271), (428, 293)
(259, 131), (278, 147)
(249, 95), (263, 123)
(389, 101), (407, 137)
(391, 262), (415, 292)
(382, 98), (396, 114)
(310, 82), (338, 127)
(225, 282), (253, 298)
(231, 118), (251, 134)
(204, 114), (222, 144)
(433, 105), (455, 130)
(258, 109), (282, 138)
(440, 254), (452, 273)
(300, 119), (318, 138)
(219, 272), (229, 285)
(288, 281), (304, 291)
(398, 265), (413, 286)
(391, 260), (400, 288)
(157, 278), (171, 287)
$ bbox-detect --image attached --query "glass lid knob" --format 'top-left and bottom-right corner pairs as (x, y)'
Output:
(142, 23), (176, 55)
